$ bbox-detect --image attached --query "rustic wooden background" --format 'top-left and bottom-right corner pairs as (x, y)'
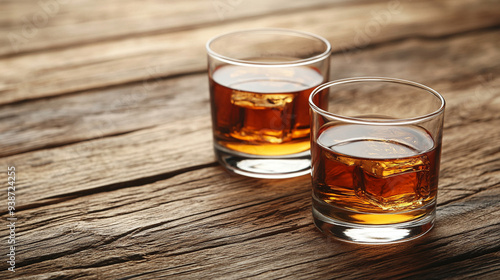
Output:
(0, 0), (499, 279)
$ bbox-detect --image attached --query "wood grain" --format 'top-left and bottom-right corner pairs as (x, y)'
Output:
(0, 74), (211, 157)
(1, 29), (498, 157)
(0, 0), (499, 279)
(0, 28), (498, 212)
(1, 166), (498, 279)
(0, 115), (215, 208)
(0, 0), (499, 105)
(0, 0), (356, 56)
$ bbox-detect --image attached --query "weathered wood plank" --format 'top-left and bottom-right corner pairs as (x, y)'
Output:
(0, 165), (497, 279)
(0, 74), (211, 157)
(0, 0), (499, 104)
(0, 0), (355, 56)
(0, 115), (215, 208)
(1, 29), (499, 158)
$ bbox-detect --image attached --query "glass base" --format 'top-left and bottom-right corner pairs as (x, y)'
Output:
(214, 144), (311, 179)
(312, 204), (435, 244)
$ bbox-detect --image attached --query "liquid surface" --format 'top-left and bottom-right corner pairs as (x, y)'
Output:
(312, 123), (441, 224)
(210, 64), (324, 156)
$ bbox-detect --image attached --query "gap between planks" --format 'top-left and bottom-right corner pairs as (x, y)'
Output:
(2, 161), (220, 214)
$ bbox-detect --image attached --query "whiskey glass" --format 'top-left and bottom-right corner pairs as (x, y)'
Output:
(207, 28), (331, 178)
(309, 77), (445, 244)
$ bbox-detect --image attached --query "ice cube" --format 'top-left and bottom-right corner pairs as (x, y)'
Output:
(353, 155), (431, 210)
(359, 156), (430, 178)
(231, 90), (294, 109)
(328, 140), (430, 178)
(325, 152), (360, 167)
(230, 90), (294, 143)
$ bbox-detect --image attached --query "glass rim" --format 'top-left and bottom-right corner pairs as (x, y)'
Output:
(206, 28), (332, 67)
(309, 77), (446, 125)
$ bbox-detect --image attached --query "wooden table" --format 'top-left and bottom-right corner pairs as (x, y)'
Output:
(1, 0), (499, 279)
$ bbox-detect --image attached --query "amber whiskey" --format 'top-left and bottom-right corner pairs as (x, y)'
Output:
(312, 123), (441, 225)
(210, 64), (325, 156)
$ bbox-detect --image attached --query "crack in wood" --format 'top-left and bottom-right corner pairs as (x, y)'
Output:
(147, 191), (307, 235)
(82, 175), (221, 217)
(117, 264), (201, 279)
(161, 223), (311, 259)
(437, 181), (499, 207)
(1, 162), (219, 214)
(49, 162), (217, 199)
(396, 244), (500, 279)
(117, 263), (204, 280)
(0, 69), (208, 108)
(0, 124), (162, 158)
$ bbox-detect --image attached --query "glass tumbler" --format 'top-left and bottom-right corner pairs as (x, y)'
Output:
(207, 28), (331, 178)
(309, 77), (445, 244)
